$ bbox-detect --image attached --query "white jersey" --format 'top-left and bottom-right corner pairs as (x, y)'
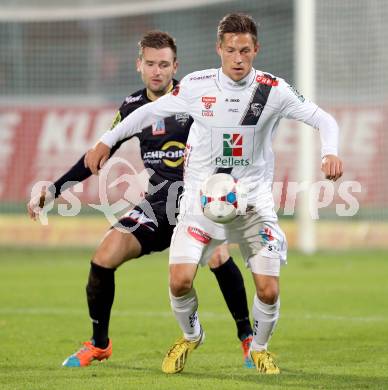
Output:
(102, 67), (339, 219)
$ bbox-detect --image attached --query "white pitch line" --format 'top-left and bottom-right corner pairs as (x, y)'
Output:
(0, 308), (387, 323)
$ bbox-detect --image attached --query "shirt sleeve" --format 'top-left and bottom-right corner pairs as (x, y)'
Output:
(277, 79), (339, 157)
(52, 109), (131, 197)
(100, 77), (191, 148)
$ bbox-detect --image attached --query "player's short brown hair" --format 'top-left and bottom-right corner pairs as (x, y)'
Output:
(217, 13), (258, 44)
(138, 31), (177, 60)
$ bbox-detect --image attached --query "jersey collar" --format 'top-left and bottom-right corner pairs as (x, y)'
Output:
(217, 68), (256, 90)
(145, 81), (174, 101)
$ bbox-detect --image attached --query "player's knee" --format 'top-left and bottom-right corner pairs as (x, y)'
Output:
(93, 243), (124, 269)
(169, 276), (193, 296)
(93, 230), (140, 268)
(208, 244), (229, 269)
(257, 284), (279, 304)
(93, 250), (114, 268)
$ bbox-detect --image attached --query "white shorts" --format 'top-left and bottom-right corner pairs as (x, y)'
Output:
(169, 222), (226, 266)
(169, 208), (287, 276)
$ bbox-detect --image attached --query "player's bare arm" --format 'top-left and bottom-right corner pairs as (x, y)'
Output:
(84, 142), (111, 175)
(321, 154), (343, 181)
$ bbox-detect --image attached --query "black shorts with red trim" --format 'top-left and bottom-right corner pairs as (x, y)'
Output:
(112, 192), (177, 256)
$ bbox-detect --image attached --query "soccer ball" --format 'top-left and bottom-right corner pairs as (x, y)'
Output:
(200, 173), (247, 223)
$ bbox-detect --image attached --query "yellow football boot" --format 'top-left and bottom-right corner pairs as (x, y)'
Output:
(162, 329), (204, 374)
(250, 350), (280, 374)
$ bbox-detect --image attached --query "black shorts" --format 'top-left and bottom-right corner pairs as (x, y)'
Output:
(112, 192), (178, 256)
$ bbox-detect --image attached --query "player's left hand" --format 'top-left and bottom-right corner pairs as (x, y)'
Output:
(84, 142), (111, 175)
(321, 154), (343, 181)
(27, 186), (54, 221)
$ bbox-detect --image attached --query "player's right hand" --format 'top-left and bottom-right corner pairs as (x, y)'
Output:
(321, 154), (343, 181)
(27, 186), (54, 221)
(84, 142), (111, 175)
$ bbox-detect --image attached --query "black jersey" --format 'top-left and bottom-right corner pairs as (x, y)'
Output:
(111, 79), (192, 187)
(53, 80), (192, 197)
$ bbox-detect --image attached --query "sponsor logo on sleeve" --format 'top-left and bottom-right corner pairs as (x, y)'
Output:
(152, 119), (166, 135)
(256, 75), (279, 86)
(175, 113), (190, 126)
(288, 85), (305, 102)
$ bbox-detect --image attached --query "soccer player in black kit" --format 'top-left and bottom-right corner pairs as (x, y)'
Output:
(28, 31), (253, 368)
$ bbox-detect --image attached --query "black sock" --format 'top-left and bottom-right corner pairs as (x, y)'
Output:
(86, 261), (116, 349)
(210, 257), (253, 340)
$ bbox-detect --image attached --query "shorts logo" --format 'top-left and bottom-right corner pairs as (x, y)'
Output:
(122, 209), (155, 231)
(187, 226), (211, 244)
(223, 133), (242, 157)
(259, 227), (278, 251)
(259, 227), (274, 242)
(152, 119), (166, 135)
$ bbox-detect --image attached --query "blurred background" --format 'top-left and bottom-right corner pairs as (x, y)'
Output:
(0, 0), (387, 250)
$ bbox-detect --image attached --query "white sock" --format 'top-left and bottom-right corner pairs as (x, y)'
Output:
(169, 288), (201, 341)
(251, 294), (280, 351)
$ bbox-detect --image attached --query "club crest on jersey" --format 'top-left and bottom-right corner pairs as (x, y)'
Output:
(202, 96), (216, 117)
(152, 119), (166, 135)
(250, 103), (263, 117)
(175, 113), (190, 126)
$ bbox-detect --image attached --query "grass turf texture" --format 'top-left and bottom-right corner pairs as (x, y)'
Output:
(0, 247), (387, 390)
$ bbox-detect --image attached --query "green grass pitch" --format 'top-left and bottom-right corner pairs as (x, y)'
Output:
(1, 247), (387, 389)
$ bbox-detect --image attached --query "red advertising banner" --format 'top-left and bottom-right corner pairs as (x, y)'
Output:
(1, 104), (387, 212)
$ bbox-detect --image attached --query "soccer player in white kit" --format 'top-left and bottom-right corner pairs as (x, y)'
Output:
(85, 13), (344, 374)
